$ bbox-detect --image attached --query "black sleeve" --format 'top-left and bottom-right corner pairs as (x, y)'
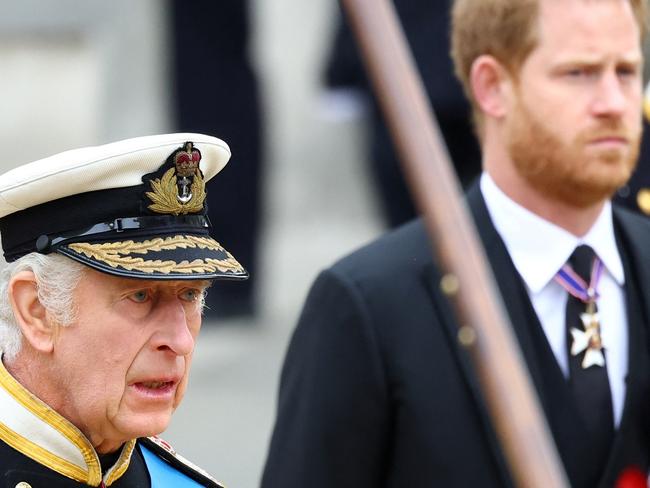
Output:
(261, 269), (390, 488)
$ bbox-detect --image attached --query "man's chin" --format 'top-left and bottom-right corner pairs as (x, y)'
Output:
(524, 174), (621, 209)
(114, 411), (173, 441)
(528, 153), (635, 208)
(584, 164), (635, 203)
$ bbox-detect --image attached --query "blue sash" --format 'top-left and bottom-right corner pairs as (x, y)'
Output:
(141, 444), (204, 487)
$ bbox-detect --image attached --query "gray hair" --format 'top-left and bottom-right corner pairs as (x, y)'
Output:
(0, 253), (85, 361)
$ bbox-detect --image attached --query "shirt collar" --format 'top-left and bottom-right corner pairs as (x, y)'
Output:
(480, 172), (625, 293)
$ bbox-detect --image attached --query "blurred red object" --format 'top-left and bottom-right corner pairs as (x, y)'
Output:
(616, 467), (648, 488)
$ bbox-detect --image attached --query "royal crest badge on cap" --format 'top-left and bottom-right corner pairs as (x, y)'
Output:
(0, 133), (248, 281)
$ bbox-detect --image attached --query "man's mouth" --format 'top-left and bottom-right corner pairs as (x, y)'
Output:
(586, 135), (630, 151)
(130, 378), (180, 398)
(138, 380), (174, 389)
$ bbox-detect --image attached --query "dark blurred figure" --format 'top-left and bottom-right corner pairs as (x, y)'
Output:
(324, 0), (481, 227)
(172, 0), (262, 318)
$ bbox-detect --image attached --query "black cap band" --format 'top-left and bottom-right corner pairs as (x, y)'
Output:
(31, 215), (211, 257)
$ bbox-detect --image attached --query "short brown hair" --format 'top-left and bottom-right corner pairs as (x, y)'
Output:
(450, 0), (648, 131)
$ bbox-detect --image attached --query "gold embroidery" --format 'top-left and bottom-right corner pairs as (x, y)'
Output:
(0, 361), (102, 485)
(72, 235), (220, 255)
(0, 421), (90, 484)
(104, 439), (136, 486)
(146, 167), (205, 215)
(68, 235), (244, 275)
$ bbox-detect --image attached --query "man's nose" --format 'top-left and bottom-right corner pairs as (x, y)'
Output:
(151, 298), (195, 356)
(591, 71), (629, 117)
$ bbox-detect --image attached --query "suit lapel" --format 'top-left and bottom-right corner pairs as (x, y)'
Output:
(422, 263), (514, 488)
(421, 182), (550, 487)
(425, 183), (546, 396)
(465, 183), (549, 391)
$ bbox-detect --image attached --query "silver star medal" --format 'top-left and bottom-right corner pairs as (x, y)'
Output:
(570, 306), (605, 369)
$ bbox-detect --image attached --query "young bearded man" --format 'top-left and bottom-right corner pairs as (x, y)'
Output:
(262, 1), (650, 486)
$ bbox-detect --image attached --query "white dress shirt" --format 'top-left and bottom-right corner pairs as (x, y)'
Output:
(480, 172), (628, 426)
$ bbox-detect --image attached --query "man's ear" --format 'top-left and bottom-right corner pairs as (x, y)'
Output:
(470, 54), (513, 119)
(9, 270), (54, 353)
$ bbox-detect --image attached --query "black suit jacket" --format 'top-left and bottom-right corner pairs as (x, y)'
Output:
(262, 184), (650, 487)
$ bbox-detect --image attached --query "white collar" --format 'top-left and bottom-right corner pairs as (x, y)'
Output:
(480, 172), (625, 293)
(0, 357), (135, 486)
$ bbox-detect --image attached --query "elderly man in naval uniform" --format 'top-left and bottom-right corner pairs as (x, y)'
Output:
(0, 134), (247, 487)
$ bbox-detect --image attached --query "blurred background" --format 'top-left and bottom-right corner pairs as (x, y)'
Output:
(2, 1), (650, 487)
(0, 1), (383, 486)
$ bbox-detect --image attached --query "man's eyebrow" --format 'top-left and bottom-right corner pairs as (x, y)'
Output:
(554, 51), (643, 65)
(176, 280), (213, 290)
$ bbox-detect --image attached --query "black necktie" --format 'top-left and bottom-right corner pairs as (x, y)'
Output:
(566, 245), (614, 466)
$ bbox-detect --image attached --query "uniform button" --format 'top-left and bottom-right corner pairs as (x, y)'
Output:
(15, 482), (32, 488)
(637, 188), (650, 215)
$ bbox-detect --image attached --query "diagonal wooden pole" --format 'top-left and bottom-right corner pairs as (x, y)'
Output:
(339, 0), (570, 486)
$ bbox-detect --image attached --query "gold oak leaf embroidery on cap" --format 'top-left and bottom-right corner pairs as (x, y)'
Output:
(68, 235), (244, 275)
(146, 167), (206, 215)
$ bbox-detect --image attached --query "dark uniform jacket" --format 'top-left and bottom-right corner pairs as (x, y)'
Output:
(262, 183), (650, 487)
(0, 360), (223, 487)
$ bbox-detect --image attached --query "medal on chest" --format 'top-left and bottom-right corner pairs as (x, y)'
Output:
(555, 258), (606, 369)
